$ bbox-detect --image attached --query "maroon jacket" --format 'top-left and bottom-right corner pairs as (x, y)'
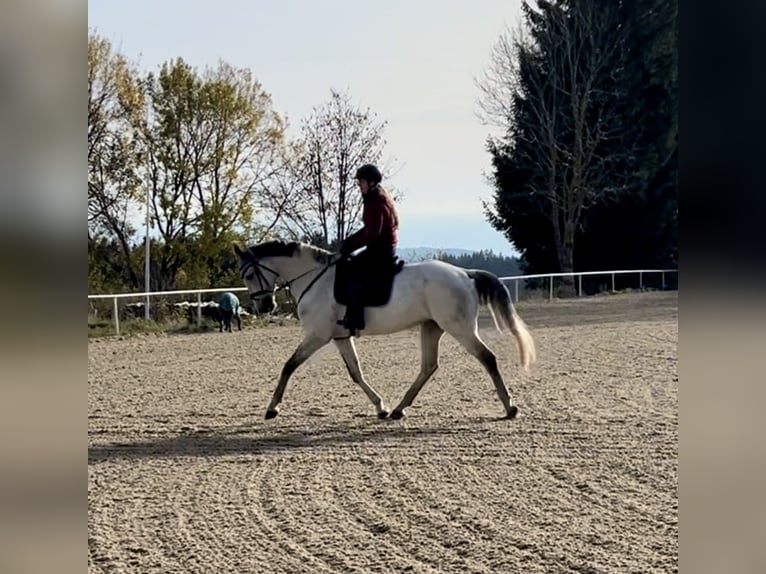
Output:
(343, 187), (399, 253)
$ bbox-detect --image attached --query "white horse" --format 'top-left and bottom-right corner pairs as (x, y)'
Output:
(234, 240), (536, 420)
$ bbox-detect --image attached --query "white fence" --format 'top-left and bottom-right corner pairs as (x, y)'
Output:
(88, 268), (678, 336)
(499, 268), (678, 303)
(88, 287), (251, 337)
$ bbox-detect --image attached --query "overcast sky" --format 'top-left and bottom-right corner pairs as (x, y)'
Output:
(88, 0), (523, 255)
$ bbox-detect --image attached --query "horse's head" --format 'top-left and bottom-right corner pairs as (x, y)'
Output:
(233, 241), (302, 314)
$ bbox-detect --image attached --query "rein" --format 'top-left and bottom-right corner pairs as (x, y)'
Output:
(296, 263), (332, 305)
(240, 256), (338, 305)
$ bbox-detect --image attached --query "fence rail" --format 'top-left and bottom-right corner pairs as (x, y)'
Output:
(498, 268), (678, 303)
(88, 268), (678, 336)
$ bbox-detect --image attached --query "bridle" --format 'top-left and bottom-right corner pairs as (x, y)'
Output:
(239, 257), (334, 306)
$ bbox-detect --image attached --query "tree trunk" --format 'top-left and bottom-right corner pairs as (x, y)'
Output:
(557, 223), (577, 297)
(116, 230), (140, 289)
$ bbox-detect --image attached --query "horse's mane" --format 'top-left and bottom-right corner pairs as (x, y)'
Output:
(247, 240), (332, 264)
(297, 242), (333, 264)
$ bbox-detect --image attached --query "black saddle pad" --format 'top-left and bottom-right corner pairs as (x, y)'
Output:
(334, 256), (405, 307)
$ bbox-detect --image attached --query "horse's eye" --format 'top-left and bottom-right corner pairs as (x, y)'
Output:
(244, 272), (255, 281)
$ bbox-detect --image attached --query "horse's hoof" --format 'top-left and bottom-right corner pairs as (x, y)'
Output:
(390, 409), (405, 420)
(377, 410), (389, 419)
(265, 409), (279, 420)
(505, 406), (519, 419)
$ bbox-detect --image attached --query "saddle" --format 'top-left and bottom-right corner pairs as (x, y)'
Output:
(334, 255), (405, 307)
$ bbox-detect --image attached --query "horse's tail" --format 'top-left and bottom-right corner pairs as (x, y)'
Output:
(467, 270), (537, 371)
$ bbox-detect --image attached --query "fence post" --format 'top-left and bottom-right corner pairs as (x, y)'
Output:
(661, 271), (666, 291)
(197, 292), (202, 327)
(639, 271), (643, 291)
(514, 279), (519, 303)
(578, 274), (582, 297)
(113, 297), (120, 336)
(611, 272), (615, 293)
(549, 276), (553, 301)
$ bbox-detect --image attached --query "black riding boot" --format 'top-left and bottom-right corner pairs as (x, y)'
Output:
(341, 280), (365, 336)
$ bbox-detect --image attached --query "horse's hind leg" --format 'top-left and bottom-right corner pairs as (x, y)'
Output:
(390, 320), (444, 420)
(333, 338), (389, 418)
(450, 327), (517, 419)
(266, 334), (329, 419)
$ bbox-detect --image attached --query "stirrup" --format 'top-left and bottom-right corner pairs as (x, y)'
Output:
(337, 317), (359, 337)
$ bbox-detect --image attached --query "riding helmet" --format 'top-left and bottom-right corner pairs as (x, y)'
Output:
(355, 163), (382, 184)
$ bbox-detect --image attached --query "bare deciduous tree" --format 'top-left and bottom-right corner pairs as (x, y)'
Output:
(476, 22), (527, 131)
(275, 89), (395, 249)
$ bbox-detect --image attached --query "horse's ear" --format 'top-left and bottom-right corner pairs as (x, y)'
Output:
(232, 243), (246, 258)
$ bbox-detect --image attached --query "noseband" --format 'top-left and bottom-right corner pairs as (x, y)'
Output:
(239, 260), (279, 301)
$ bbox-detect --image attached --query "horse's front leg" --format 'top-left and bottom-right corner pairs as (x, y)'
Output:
(334, 338), (389, 418)
(266, 335), (329, 419)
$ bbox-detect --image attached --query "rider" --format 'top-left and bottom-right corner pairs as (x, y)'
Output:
(338, 163), (400, 335)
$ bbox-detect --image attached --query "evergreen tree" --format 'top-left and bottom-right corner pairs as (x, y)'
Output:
(479, 0), (677, 281)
